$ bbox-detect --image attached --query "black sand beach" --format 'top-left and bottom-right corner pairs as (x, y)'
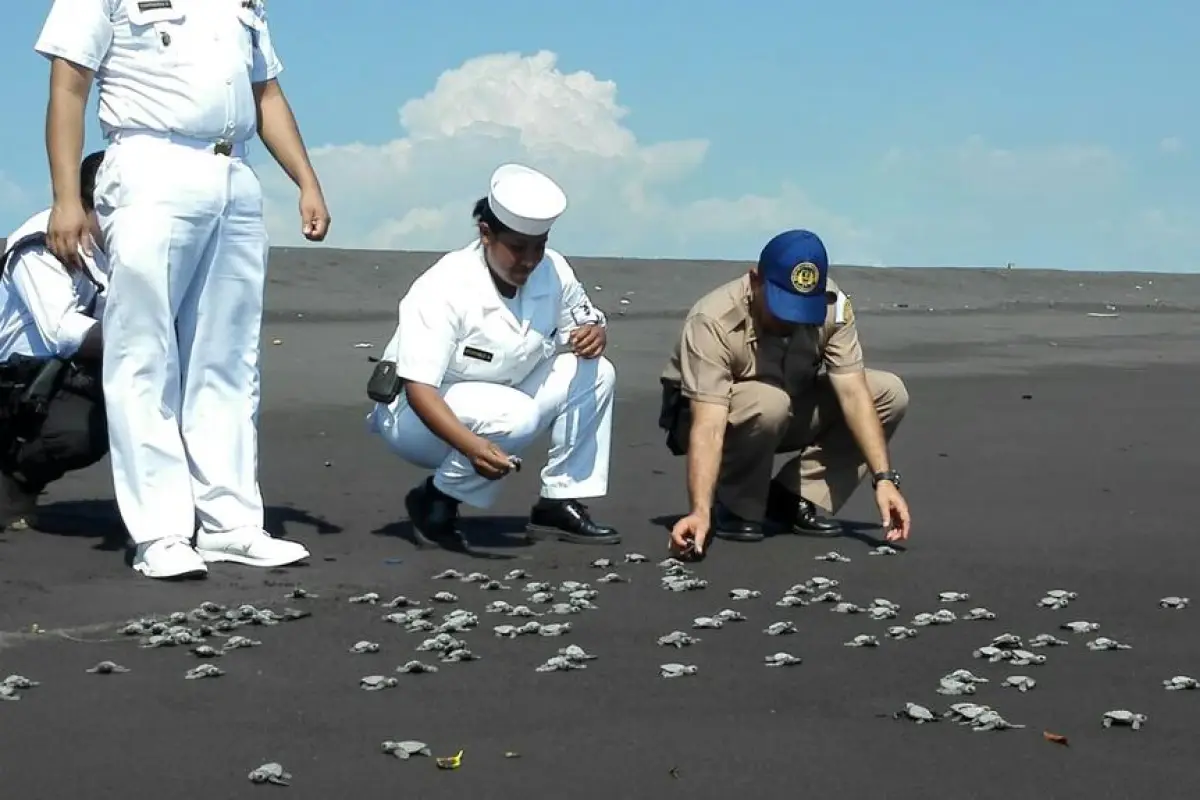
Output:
(1, 251), (1197, 799)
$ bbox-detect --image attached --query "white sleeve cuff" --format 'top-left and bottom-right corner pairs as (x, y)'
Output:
(54, 312), (98, 357)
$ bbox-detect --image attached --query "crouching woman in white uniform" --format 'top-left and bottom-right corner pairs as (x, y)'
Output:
(367, 164), (619, 549)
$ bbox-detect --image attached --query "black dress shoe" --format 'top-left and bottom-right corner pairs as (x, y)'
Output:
(1, 472), (41, 531)
(404, 478), (469, 551)
(765, 481), (843, 536)
(526, 499), (621, 545)
(711, 501), (765, 542)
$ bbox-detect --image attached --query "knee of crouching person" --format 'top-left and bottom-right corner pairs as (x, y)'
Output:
(874, 371), (910, 423)
(592, 355), (617, 394)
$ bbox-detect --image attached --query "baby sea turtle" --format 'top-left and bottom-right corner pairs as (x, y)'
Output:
(972, 646), (1011, 663)
(1086, 637), (1132, 651)
(548, 603), (580, 615)
(1158, 596), (1189, 609)
(486, 600), (513, 613)
(590, 558), (613, 569)
(0, 685), (18, 701)
(886, 626), (918, 640)
(461, 571), (491, 583)
(938, 591), (970, 603)
(2, 675), (38, 690)
(1061, 620), (1100, 633)
(431, 591), (458, 603)
(558, 644), (597, 662)
(714, 609), (746, 622)
(1046, 589), (1078, 600)
(943, 669), (988, 684)
(944, 702), (989, 723)
(184, 664), (224, 680)
(832, 602), (863, 615)
(662, 577), (709, 592)
(624, 552), (648, 563)
(764, 652), (802, 667)
(507, 605), (540, 618)
(963, 608), (997, 621)
(844, 634), (880, 648)
(776, 595), (809, 608)
(190, 645), (223, 659)
(529, 592), (555, 604)
(223, 635), (261, 650)
(285, 587), (315, 599)
(872, 598), (901, 610)
(441, 648), (479, 663)
(1038, 596), (1070, 610)
(1002, 675), (1036, 692)
(658, 631), (700, 648)
(1028, 633), (1069, 648)
(478, 580), (508, 591)
(868, 545), (898, 556)
(660, 663), (698, 678)
(396, 660), (439, 674)
(814, 551), (851, 563)
(538, 623), (572, 637)
(1102, 710), (1147, 730)
(764, 621), (797, 636)
(597, 573), (626, 584)
(248, 762), (290, 785)
(381, 740), (432, 759)
(868, 606), (897, 620)
(990, 633), (1023, 648)
(1163, 675), (1199, 691)
(971, 709), (1025, 732)
(86, 660), (130, 674)
(523, 581), (552, 593)
(349, 592), (380, 604)
(504, 568), (529, 580)
(361, 675), (399, 691)
(536, 656), (586, 672)
(1007, 650), (1046, 666)
(729, 589), (761, 601)
(432, 569), (463, 580)
(895, 702), (938, 724)
(693, 616), (723, 629)
(936, 678), (976, 696)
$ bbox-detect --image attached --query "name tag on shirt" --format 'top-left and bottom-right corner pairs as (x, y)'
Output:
(137, 0), (173, 10)
(463, 346), (494, 363)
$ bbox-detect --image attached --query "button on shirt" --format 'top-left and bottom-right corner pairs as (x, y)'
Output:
(384, 242), (606, 395)
(33, 0), (284, 143)
(661, 273), (863, 407)
(0, 210), (110, 361)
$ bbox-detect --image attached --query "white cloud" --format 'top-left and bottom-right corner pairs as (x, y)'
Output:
(255, 51), (879, 264)
(1159, 136), (1184, 154)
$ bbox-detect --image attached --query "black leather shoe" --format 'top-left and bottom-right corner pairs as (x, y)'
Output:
(765, 481), (843, 536)
(526, 499), (620, 545)
(711, 501), (765, 542)
(1, 472), (41, 531)
(404, 478), (469, 551)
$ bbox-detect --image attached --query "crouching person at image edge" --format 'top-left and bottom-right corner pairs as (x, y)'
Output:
(659, 229), (912, 559)
(367, 163), (620, 549)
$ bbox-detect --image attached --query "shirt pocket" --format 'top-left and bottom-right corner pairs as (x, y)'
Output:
(123, 1), (187, 63)
(452, 340), (508, 383)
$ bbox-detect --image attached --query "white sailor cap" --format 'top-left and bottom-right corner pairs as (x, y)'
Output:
(487, 163), (567, 237)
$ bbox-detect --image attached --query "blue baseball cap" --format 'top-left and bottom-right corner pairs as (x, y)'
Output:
(756, 229), (830, 325)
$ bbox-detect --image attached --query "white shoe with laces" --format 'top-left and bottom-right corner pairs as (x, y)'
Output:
(132, 536), (209, 579)
(194, 528), (310, 568)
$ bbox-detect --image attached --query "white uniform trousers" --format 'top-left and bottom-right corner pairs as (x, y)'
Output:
(373, 352), (615, 509)
(94, 132), (268, 545)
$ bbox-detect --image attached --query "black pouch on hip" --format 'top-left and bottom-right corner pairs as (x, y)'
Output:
(658, 379), (692, 457)
(366, 358), (402, 404)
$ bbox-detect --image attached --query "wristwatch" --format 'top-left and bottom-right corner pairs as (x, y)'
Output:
(872, 470), (901, 489)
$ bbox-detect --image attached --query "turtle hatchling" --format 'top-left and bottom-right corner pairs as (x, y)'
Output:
(814, 551), (851, 563)
(248, 762), (291, 785)
(832, 602), (863, 615)
(660, 663), (698, 678)
(441, 648), (479, 663)
(504, 568), (529, 580)
(86, 661), (130, 674)
(597, 573), (626, 584)
(1102, 710), (1147, 730)
(886, 626), (918, 640)
(558, 644), (597, 662)
(349, 592), (380, 604)
(1038, 596), (1070, 610)
(1061, 620), (1100, 633)
(1028, 633), (1069, 648)
(460, 571), (491, 583)
(506, 604), (540, 618)
(764, 621), (797, 636)
(970, 709), (1025, 732)
(844, 634), (880, 648)
(396, 660), (439, 674)
(936, 678), (976, 696)
(486, 600), (513, 614)
(895, 702), (938, 724)
(223, 635), (261, 650)
(1086, 637), (1132, 651)
(523, 581), (552, 593)
(529, 592), (555, 604)
(972, 646), (1011, 663)
(938, 591), (970, 603)
(1002, 675), (1036, 692)
(869, 545), (898, 556)
(764, 652), (803, 667)
(1163, 675), (1199, 691)
(536, 656), (586, 672)
(590, 558), (613, 569)
(1159, 596), (1189, 609)
(360, 675), (399, 691)
(776, 595), (809, 608)
(0, 685), (18, 701)
(431, 591), (458, 603)
(538, 623), (572, 637)
(2, 675), (38, 690)
(943, 669), (988, 684)
(693, 616), (723, 629)
(714, 609), (746, 622)
(730, 589), (761, 601)
(185, 664), (224, 680)
(625, 552), (648, 563)
(963, 608), (997, 621)
(1006, 649), (1046, 666)
(658, 631), (700, 648)
(382, 740), (432, 759)
(190, 645), (223, 659)
(990, 633), (1023, 648)
(868, 606), (897, 620)
(432, 569), (463, 580)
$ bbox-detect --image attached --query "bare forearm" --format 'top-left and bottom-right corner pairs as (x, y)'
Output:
(686, 408), (727, 516)
(254, 80), (318, 190)
(45, 60), (91, 205)
(404, 382), (478, 455)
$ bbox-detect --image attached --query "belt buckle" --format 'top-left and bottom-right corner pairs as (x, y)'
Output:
(213, 140), (233, 156)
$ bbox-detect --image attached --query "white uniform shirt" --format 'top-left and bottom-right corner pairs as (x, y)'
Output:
(33, 0), (284, 144)
(0, 210), (110, 361)
(386, 242), (607, 393)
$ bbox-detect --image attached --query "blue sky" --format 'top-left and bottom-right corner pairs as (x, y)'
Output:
(2, 0), (1196, 271)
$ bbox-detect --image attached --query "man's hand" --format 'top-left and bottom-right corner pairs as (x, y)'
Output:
(46, 199), (91, 272)
(299, 184), (330, 241)
(875, 481), (911, 542)
(569, 324), (605, 359)
(465, 436), (516, 481)
(669, 512), (711, 560)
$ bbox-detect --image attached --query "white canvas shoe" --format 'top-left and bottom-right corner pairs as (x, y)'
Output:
(194, 529), (310, 568)
(132, 536), (209, 579)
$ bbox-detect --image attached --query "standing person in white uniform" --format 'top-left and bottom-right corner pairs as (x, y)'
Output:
(0, 150), (111, 531)
(368, 164), (620, 550)
(34, 0), (331, 579)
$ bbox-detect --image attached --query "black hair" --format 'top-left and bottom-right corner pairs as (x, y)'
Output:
(471, 196), (514, 236)
(80, 150), (106, 211)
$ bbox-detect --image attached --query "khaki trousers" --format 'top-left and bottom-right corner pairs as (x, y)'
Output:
(716, 368), (909, 520)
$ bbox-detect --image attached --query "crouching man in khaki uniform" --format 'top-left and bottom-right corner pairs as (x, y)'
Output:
(659, 229), (912, 559)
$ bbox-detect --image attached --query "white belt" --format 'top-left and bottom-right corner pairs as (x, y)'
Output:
(108, 130), (248, 158)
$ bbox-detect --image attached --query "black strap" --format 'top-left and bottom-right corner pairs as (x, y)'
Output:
(1, 230), (104, 316)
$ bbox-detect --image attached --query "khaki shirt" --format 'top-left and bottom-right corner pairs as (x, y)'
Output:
(661, 274), (863, 407)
